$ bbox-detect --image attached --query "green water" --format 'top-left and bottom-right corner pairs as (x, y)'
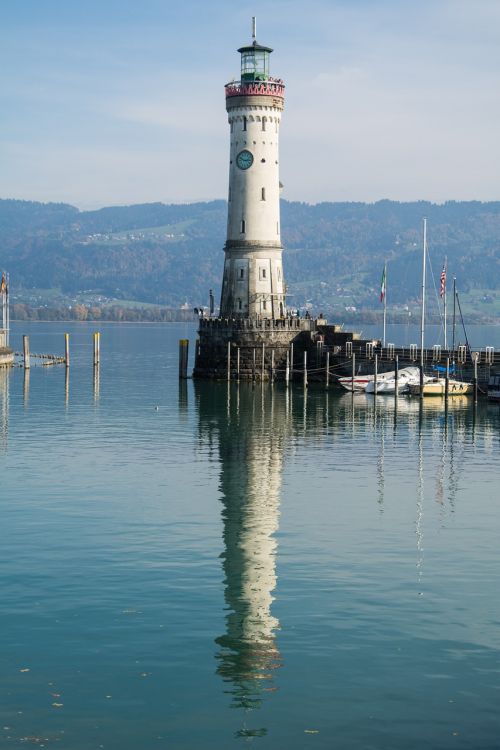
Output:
(1, 322), (499, 749)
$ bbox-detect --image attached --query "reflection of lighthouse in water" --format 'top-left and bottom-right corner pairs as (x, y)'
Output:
(0, 367), (9, 452)
(196, 383), (288, 710)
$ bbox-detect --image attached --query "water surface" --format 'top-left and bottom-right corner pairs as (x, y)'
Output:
(1, 322), (500, 749)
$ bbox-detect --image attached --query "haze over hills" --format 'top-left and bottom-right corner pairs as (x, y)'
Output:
(1, 198), (499, 321)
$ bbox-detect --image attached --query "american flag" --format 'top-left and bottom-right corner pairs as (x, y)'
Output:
(439, 265), (446, 298)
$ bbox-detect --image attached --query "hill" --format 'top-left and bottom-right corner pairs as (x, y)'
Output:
(1, 198), (499, 321)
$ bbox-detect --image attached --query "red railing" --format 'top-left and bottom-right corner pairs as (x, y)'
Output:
(225, 78), (285, 99)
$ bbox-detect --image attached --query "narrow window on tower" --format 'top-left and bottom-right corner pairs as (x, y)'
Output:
(262, 268), (267, 279)
(238, 299), (242, 310)
(230, 121), (234, 133)
(243, 116), (247, 131)
(241, 220), (246, 233)
(262, 117), (266, 132)
(239, 268), (244, 279)
(263, 300), (267, 311)
(261, 187), (266, 201)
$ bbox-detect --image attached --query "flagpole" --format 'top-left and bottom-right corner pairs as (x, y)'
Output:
(6, 273), (9, 346)
(1, 272), (5, 334)
(443, 256), (447, 351)
(383, 261), (387, 348)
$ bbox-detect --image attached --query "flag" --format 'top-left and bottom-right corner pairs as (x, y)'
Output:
(379, 265), (386, 303)
(0, 274), (5, 294)
(440, 264), (446, 298)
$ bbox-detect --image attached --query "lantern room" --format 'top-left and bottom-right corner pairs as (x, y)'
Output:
(238, 41), (273, 82)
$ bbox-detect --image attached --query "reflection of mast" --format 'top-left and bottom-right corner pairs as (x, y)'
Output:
(0, 367), (9, 452)
(196, 383), (288, 711)
(416, 405), (424, 593)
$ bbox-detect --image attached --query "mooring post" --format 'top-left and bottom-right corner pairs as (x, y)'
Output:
(178, 339), (189, 379)
(227, 341), (231, 381)
(285, 350), (290, 385)
(445, 356), (450, 401)
(394, 354), (399, 405)
(23, 335), (30, 369)
(271, 349), (275, 382)
(351, 352), (355, 392)
(303, 351), (308, 388)
(473, 352), (478, 403)
(65, 333), (70, 368)
(261, 343), (265, 381)
(236, 346), (240, 382)
(93, 332), (100, 366)
(326, 351), (330, 388)
(374, 353), (378, 396)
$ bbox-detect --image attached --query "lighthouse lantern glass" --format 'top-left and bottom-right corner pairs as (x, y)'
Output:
(241, 49), (270, 81)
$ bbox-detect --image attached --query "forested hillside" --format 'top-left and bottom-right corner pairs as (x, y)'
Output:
(1, 198), (499, 320)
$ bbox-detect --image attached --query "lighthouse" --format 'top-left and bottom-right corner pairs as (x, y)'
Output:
(220, 20), (287, 320)
(194, 23), (320, 381)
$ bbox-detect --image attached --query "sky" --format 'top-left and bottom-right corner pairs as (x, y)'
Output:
(1, 0), (499, 209)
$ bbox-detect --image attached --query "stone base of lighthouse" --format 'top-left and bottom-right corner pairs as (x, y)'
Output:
(193, 317), (321, 381)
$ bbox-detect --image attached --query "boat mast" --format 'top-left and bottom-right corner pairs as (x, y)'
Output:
(452, 276), (456, 360)
(420, 218), (427, 371)
(382, 260), (387, 348)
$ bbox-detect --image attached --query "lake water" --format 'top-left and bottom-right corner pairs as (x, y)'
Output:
(1, 321), (500, 749)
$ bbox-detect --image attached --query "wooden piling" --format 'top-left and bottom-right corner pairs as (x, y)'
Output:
(178, 339), (189, 379)
(473, 353), (478, 403)
(65, 333), (70, 367)
(23, 335), (30, 369)
(303, 351), (308, 388)
(394, 355), (399, 405)
(326, 351), (330, 388)
(227, 341), (231, 381)
(93, 332), (100, 366)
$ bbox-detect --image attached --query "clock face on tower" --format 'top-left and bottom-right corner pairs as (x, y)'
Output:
(236, 150), (254, 170)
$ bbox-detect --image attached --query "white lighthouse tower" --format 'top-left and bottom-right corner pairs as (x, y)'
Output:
(220, 20), (287, 320)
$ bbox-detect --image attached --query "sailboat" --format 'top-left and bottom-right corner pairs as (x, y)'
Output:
(408, 219), (472, 397)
